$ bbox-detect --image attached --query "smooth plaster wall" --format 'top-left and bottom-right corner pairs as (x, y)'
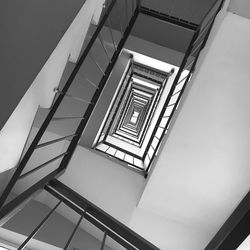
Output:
(59, 145), (145, 226)
(229, 0), (250, 19)
(135, 9), (250, 250)
(130, 207), (213, 250)
(0, 0), (105, 173)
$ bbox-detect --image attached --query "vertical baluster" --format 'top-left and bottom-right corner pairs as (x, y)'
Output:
(64, 215), (84, 250)
(100, 231), (107, 250)
(98, 33), (111, 62)
(89, 52), (106, 75)
(136, 0), (142, 8)
(107, 17), (117, 51)
(18, 201), (61, 250)
(86, 78), (99, 89)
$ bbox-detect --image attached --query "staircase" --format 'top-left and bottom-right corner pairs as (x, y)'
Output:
(2, 0), (248, 249)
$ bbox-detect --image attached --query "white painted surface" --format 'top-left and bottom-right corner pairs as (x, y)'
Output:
(229, 0), (250, 20)
(58, 145), (145, 224)
(130, 207), (213, 250)
(134, 11), (250, 250)
(237, 234), (250, 250)
(0, 0), (105, 173)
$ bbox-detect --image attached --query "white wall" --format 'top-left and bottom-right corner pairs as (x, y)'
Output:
(229, 0), (250, 20)
(130, 207), (213, 250)
(134, 10), (250, 250)
(0, 0), (105, 173)
(59, 145), (145, 224)
(55, 145), (145, 249)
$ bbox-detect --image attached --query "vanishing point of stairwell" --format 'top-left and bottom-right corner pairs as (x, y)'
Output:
(1, 0), (250, 249)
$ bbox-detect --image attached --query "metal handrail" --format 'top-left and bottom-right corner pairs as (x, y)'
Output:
(0, 0), (138, 210)
(0, 1), (225, 249)
(143, 0), (225, 175)
(46, 179), (160, 250)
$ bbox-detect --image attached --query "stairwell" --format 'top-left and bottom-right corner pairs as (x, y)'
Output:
(1, 0), (250, 249)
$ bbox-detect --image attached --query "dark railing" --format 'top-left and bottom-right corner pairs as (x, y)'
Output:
(205, 191), (250, 250)
(95, 60), (171, 174)
(1, 179), (160, 250)
(0, 0), (161, 249)
(46, 179), (160, 250)
(94, 0), (225, 177)
(0, 0), (225, 249)
(0, 0), (140, 215)
(141, 0), (225, 176)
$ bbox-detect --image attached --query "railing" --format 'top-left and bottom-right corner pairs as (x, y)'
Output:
(0, 179), (160, 250)
(95, 60), (172, 174)
(141, 0), (225, 176)
(0, 0), (140, 214)
(94, 0), (225, 177)
(46, 179), (160, 250)
(0, 0), (225, 248)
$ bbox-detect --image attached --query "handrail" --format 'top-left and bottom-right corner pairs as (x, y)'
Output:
(0, 2), (158, 249)
(0, 0), (139, 209)
(0, 1), (226, 249)
(46, 179), (161, 250)
(143, 0), (225, 175)
(93, 0), (225, 175)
